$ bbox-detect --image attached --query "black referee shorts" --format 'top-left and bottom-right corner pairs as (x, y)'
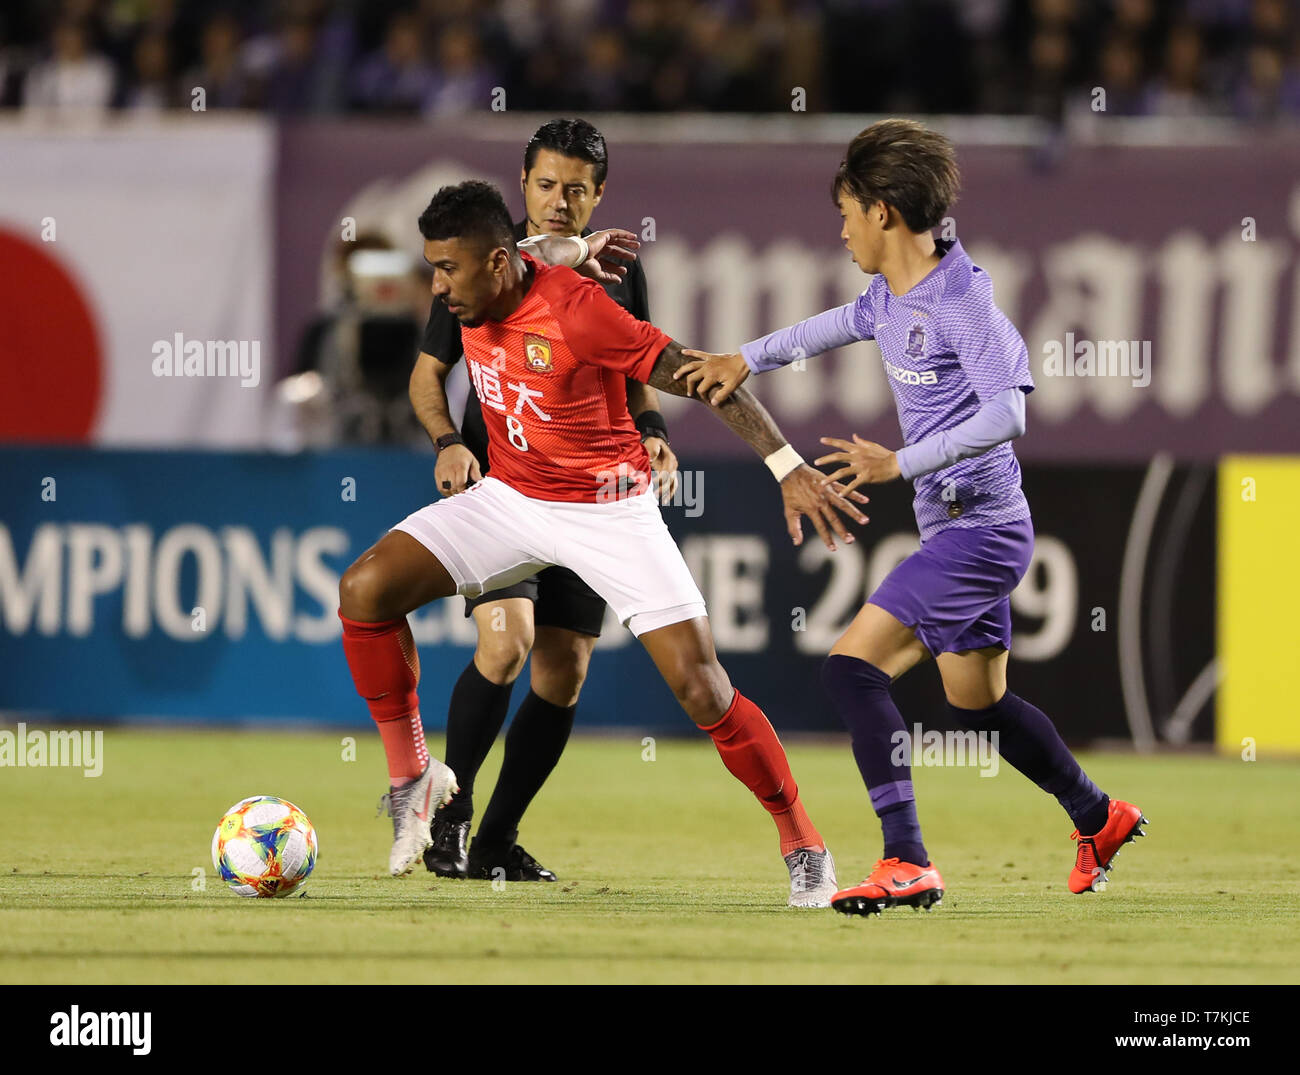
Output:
(463, 565), (606, 638)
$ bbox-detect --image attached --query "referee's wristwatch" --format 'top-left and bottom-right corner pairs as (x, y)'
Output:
(635, 410), (670, 445)
(435, 432), (465, 452)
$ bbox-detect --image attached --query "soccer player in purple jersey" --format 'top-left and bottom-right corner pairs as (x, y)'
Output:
(676, 119), (1147, 914)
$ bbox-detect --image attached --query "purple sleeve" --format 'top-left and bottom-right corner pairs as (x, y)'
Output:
(941, 274), (1034, 402)
(740, 301), (865, 373)
(895, 386), (1027, 481)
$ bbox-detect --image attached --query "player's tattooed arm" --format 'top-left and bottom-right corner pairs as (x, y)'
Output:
(673, 349), (750, 405)
(645, 341), (780, 449)
(646, 341), (869, 549)
(410, 352), (481, 495)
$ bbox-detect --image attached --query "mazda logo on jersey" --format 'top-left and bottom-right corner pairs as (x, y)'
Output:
(883, 357), (939, 385)
(524, 334), (553, 372)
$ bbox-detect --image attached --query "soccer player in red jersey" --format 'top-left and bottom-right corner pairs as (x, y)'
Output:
(414, 119), (678, 884)
(339, 180), (865, 905)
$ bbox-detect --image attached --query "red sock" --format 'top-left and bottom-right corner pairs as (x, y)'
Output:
(340, 614), (430, 786)
(701, 690), (824, 856)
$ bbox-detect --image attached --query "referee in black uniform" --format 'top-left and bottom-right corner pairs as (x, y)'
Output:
(409, 119), (677, 881)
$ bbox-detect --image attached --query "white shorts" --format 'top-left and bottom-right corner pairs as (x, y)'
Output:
(391, 477), (707, 637)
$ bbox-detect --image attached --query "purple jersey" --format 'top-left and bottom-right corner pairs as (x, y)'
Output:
(852, 238), (1034, 540)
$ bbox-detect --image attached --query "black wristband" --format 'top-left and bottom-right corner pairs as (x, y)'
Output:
(635, 410), (669, 444)
(434, 431), (465, 451)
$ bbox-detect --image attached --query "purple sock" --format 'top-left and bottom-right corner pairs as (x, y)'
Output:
(948, 691), (1109, 835)
(821, 655), (928, 866)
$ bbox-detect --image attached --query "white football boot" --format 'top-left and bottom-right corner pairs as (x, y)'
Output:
(378, 759), (458, 876)
(785, 846), (838, 908)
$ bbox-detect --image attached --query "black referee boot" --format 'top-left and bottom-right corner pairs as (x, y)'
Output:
(467, 838), (557, 882)
(423, 811), (470, 877)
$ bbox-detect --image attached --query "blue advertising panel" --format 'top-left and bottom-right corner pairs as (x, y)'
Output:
(0, 448), (1214, 743)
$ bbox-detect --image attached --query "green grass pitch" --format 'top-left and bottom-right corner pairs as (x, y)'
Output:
(1, 728), (1296, 984)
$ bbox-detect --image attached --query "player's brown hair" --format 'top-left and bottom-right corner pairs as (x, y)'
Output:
(831, 119), (960, 233)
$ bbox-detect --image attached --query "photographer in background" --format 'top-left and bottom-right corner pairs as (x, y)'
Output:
(275, 233), (430, 448)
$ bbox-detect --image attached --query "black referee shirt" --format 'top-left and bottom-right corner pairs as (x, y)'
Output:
(420, 219), (652, 473)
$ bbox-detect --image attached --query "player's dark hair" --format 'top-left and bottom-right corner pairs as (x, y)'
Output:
(417, 180), (516, 256)
(523, 118), (609, 187)
(831, 119), (960, 233)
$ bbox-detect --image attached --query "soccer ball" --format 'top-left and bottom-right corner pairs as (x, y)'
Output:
(211, 796), (318, 898)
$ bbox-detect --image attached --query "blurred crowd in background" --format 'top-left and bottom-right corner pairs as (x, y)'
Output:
(1, 0), (1299, 122)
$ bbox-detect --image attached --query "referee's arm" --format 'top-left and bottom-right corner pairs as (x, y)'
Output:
(410, 352), (460, 445)
(624, 257), (666, 431)
(412, 299), (480, 495)
(411, 352), (482, 496)
(621, 258), (676, 496)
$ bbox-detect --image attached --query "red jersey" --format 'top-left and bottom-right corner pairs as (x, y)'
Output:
(459, 253), (671, 502)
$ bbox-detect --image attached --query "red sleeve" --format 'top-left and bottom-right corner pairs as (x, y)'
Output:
(546, 269), (671, 381)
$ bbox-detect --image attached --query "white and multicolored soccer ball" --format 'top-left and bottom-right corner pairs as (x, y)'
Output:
(211, 796), (318, 898)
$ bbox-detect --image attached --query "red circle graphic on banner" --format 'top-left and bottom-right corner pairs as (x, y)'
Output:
(0, 227), (103, 441)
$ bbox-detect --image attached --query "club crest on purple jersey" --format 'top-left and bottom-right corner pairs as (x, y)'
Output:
(905, 323), (927, 357)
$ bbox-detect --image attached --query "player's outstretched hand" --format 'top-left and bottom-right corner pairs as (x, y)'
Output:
(435, 443), (482, 497)
(780, 463), (869, 550)
(814, 435), (901, 495)
(579, 228), (641, 284)
(674, 350), (750, 405)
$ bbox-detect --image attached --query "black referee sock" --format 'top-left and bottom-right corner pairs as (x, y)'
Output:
(475, 690), (576, 850)
(441, 659), (516, 824)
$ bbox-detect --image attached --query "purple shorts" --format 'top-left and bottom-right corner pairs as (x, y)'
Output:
(868, 518), (1034, 656)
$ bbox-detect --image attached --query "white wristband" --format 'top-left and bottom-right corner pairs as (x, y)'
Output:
(516, 233), (589, 267)
(764, 444), (804, 482)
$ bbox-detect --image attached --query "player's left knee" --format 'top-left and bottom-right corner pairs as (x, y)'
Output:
(338, 559), (391, 622)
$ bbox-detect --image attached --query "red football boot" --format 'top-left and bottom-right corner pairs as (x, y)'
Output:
(831, 857), (944, 916)
(1069, 799), (1148, 893)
